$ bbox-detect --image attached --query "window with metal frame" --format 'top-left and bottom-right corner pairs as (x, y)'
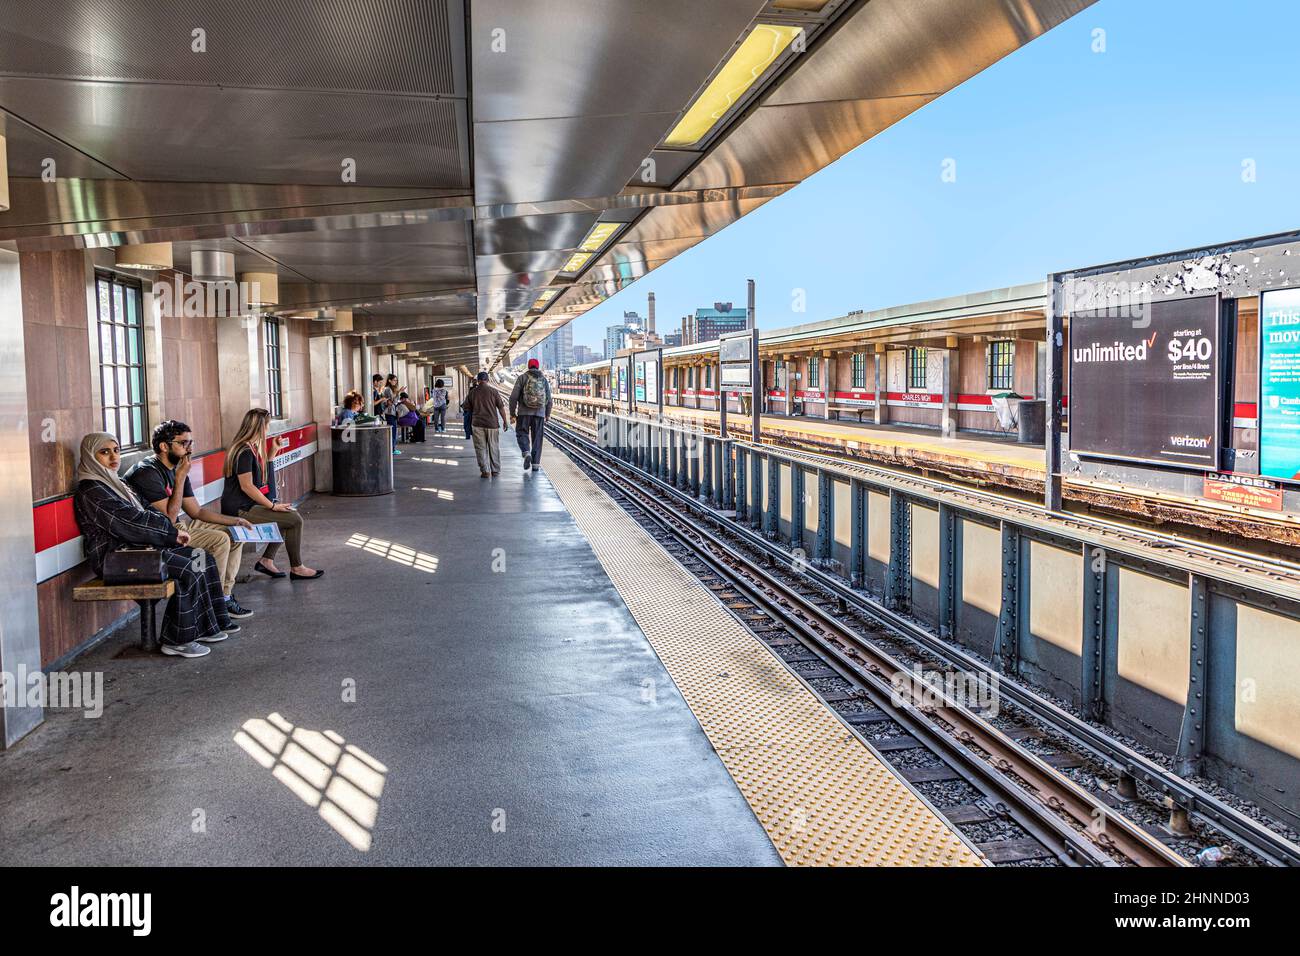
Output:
(808, 356), (820, 388)
(906, 347), (928, 391)
(987, 339), (1015, 391)
(94, 271), (149, 450)
(264, 316), (284, 418)
(851, 352), (867, 389)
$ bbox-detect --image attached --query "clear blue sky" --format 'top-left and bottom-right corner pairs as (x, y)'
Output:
(567, 0), (1300, 352)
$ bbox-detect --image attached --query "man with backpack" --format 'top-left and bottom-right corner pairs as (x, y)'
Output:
(509, 358), (553, 472)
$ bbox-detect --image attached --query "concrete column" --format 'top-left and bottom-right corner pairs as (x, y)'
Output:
(0, 248), (43, 746)
(940, 341), (957, 438)
(217, 314), (262, 446)
(874, 350), (886, 426)
(309, 335), (335, 492)
(823, 352), (835, 420)
(360, 338), (372, 411)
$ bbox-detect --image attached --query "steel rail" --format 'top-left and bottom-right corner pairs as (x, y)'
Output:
(550, 416), (1300, 867)
(550, 425), (1187, 867)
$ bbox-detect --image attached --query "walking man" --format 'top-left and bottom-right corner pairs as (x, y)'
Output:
(509, 358), (552, 472)
(463, 371), (510, 477)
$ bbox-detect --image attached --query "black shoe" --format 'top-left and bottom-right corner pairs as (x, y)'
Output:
(225, 598), (254, 620)
(253, 561), (286, 579)
(523, 455), (532, 471)
(219, 620), (241, 634)
(290, 569), (325, 581)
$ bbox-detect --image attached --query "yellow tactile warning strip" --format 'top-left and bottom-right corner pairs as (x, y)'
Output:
(543, 450), (985, 867)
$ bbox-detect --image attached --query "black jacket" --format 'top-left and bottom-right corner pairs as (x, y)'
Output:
(73, 480), (179, 574)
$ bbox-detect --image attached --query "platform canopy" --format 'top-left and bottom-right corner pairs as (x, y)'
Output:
(0, 0), (1093, 371)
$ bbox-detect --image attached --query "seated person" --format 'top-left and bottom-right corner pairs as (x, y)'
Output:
(220, 408), (324, 581)
(72, 432), (236, 659)
(394, 391), (425, 443)
(336, 390), (365, 425)
(125, 420), (256, 621)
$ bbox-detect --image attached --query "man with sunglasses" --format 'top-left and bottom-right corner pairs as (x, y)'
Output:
(125, 420), (255, 621)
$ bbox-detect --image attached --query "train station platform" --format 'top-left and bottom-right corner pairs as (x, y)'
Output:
(557, 394), (1044, 483)
(0, 433), (977, 867)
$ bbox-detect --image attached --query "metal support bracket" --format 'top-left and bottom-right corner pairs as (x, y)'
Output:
(1175, 574), (1210, 777)
(886, 489), (910, 612)
(1080, 544), (1107, 722)
(938, 504), (957, 640)
(994, 521), (1021, 676)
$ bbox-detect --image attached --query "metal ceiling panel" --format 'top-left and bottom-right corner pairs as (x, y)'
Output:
(473, 111), (680, 205)
(0, 78), (469, 188)
(0, 0), (464, 96)
(0, 110), (125, 180)
(469, 0), (765, 122)
(239, 220), (474, 284)
(473, 212), (599, 257)
(767, 0), (1096, 105)
(679, 95), (936, 190)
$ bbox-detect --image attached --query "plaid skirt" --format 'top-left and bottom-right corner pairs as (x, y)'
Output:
(159, 546), (229, 646)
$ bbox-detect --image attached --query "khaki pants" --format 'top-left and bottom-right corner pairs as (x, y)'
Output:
(471, 426), (501, 475)
(184, 519), (240, 598)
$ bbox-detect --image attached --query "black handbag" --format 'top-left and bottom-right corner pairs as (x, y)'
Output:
(103, 547), (166, 585)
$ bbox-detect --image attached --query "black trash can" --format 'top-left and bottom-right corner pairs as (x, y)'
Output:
(331, 424), (394, 495)
(1017, 400), (1046, 444)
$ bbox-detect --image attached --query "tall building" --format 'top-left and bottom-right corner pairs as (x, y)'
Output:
(692, 301), (748, 343)
(572, 344), (596, 366)
(605, 313), (643, 359)
(535, 323), (574, 369)
(661, 331), (682, 348)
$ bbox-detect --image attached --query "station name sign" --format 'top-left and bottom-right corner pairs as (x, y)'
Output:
(1069, 295), (1221, 469)
(1259, 287), (1300, 483)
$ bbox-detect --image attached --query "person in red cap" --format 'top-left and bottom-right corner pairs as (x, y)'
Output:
(509, 358), (553, 472)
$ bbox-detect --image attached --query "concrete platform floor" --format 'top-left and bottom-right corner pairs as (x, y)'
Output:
(0, 431), (781, 866)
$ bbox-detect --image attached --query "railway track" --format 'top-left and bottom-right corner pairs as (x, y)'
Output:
(548, 416), (1300, 868)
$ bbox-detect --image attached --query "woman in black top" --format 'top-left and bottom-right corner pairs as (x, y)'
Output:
(220, 408), (323, 581)
(72, 432), (232, 657)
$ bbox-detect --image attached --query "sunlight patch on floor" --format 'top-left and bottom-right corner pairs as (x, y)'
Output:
(234, 713), (389, 852)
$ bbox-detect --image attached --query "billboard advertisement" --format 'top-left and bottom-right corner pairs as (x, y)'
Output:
(1069, 295), (1220, 469)
(1260, 287), (1300, 482)
(634, 361), (646, 401)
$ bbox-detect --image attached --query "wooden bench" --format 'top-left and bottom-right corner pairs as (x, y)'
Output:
(828, 403), (874, 423)
(73, 579), (175, 653)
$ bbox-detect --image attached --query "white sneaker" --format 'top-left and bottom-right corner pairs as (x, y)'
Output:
(161, 641), (212, 658)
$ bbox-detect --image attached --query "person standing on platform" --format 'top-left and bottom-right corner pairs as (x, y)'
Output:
(430, 378), (449, 433)
(462, 370), (510, 477)
(382, 373), (402, 456)
(461, 376), (477, 439)
(509, 358), (553, 472)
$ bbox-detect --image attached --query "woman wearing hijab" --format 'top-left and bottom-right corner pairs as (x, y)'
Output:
(73, 432), (236, 658)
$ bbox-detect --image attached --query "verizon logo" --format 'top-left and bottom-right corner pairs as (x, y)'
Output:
(1169, 434), (1211, 449)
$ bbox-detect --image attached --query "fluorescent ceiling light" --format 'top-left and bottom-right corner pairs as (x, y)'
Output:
(664, 24), (803, 148)
(531, 288), (559, 312)
(561, 251), (594, 274)
(578, 222), (620, 253)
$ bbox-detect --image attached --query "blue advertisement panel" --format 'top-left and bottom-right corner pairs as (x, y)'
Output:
(1259, 287), (1300, 482)
(634, 362), (646, 401)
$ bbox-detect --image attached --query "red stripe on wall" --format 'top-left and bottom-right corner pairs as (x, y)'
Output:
(33, 429), (316, 553)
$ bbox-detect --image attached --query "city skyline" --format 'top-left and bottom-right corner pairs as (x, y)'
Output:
(563, 0), (1300, 354)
